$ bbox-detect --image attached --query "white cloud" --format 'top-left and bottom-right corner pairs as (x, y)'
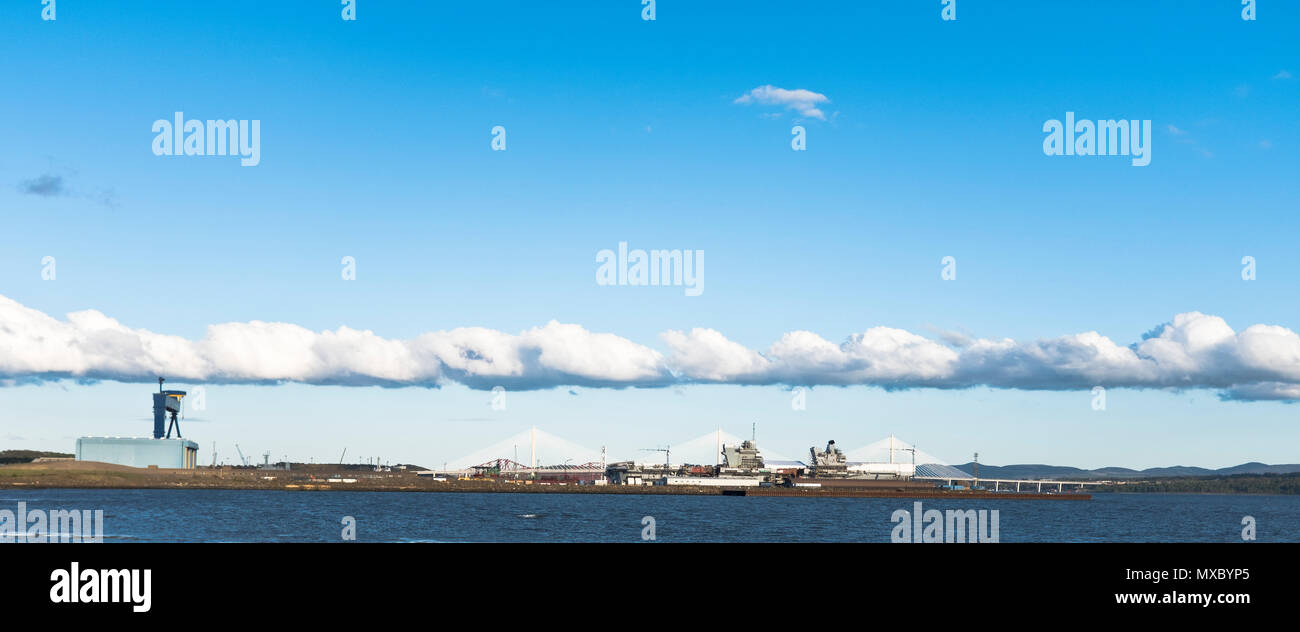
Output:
(2, 294), (1299, 401)
(734, 85), (830, 120)
(662, 328), (770, 381)
(0, 294), (663, 390)
(1272, 70), (1293, 80)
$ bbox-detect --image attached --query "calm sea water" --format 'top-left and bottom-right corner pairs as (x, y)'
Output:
(2, 489), (1297, 542)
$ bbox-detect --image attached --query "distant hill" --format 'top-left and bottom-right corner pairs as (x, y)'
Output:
(1217, 462), (1300, 475)
(952, 461), (1300, 480)
(0, 449), (74, 465)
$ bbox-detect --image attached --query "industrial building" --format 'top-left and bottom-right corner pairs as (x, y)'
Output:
(75, 378), (200, 469)
(76, 436), (199, 469)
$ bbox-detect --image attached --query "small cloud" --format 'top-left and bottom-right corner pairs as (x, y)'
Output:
(1272, 70), (1293, 80)
(1165, 125), (1213, 157)
(93, 188), (119, 210)
(1234, 84), (1251, 98)
(19, 174), (67, 197)
(734, 85), (830, 120)
(17, 168), (116, 209)
(1259, 140), (1273, 149)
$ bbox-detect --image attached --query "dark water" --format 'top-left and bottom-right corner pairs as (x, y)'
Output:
(2, 489), (1297, 542)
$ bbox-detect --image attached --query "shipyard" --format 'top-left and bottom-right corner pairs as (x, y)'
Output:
(0, 381), (1094, 500)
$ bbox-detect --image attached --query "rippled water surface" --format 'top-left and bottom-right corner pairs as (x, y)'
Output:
(2, 489), (1296, 542)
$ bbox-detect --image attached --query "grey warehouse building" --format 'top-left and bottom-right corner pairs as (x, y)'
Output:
(76, 437), (200, 469)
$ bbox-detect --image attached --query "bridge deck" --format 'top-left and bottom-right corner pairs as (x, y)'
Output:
(914, 476), (1108, 487)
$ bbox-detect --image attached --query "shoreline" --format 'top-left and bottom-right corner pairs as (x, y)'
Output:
(0, 462), (1090, 500)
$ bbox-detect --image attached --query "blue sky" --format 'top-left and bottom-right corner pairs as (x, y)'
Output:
(1, 1), (1298, 469)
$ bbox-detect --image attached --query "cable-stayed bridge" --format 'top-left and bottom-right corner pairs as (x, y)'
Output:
(442, 427), (607, 472)
(844, 436), (947, 466)
(440, 428), (944, 474)
(642, 429), (801, 467)
(440, 427), (785, 473)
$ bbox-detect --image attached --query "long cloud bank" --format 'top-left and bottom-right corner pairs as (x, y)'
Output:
(1, 294), (1297, 402)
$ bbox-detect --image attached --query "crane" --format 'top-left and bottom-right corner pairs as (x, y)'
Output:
(897, 445), (918, 480)
(338, 448), (347, 465)
(641, 446), (671, 472)
(234, 443), (249, 467)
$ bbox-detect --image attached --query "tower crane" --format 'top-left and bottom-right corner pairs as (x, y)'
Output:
(640, 446), (671, 472)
